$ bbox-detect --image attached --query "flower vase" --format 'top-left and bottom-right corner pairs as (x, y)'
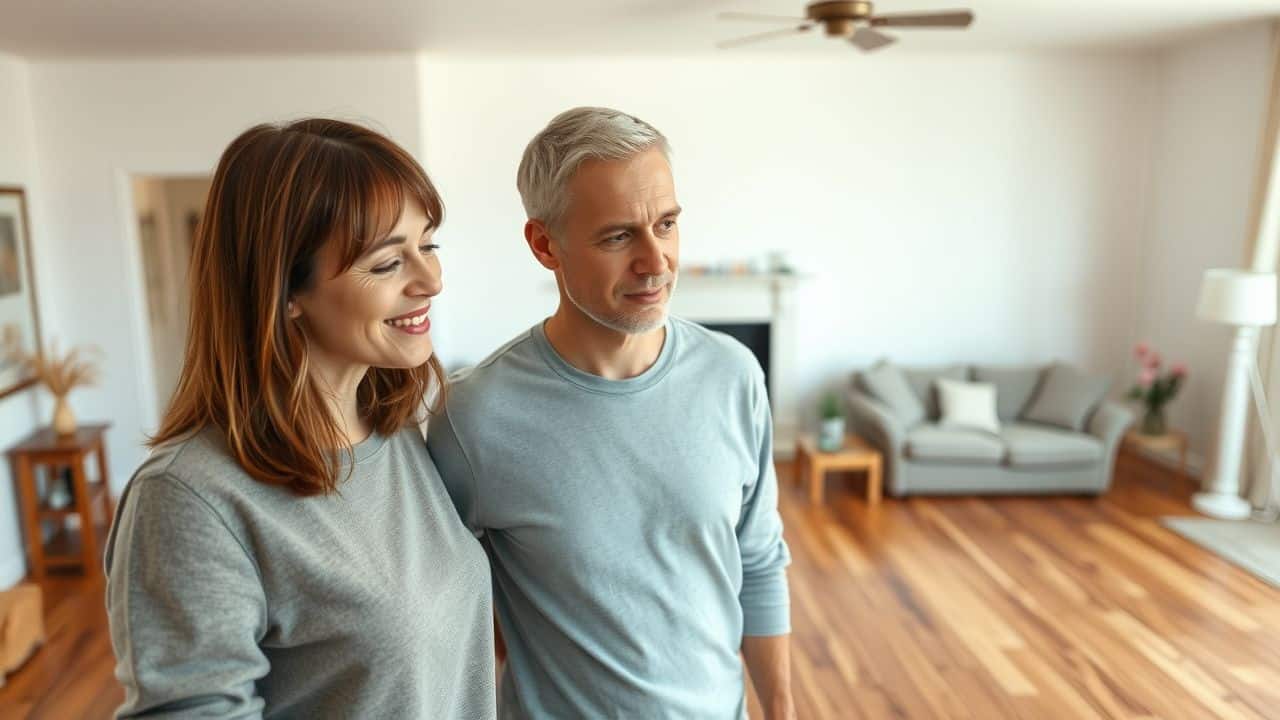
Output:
(52, 395), (77, 436)
(1140, 407), (1166, 436)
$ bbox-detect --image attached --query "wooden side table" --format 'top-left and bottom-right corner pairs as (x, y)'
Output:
(794, 433), (883, 506)
(6, 424), (113, 580)
(1123, 429), (1189, 477)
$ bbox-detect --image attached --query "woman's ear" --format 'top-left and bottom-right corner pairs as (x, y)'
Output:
(287, 299), (302, 319)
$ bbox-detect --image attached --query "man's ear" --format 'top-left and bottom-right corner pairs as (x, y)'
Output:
(525, 220), (562, 271)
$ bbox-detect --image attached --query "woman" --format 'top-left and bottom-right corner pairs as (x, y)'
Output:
(105, 119), (495, 719)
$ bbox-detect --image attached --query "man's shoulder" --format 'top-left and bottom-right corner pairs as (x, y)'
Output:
(450, 326), (538, 380)
(671, 316), (762, 379)
(444, 325), (545, 414)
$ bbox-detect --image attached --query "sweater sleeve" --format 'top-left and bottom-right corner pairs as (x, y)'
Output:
(105, 473), (269, 719)
(425, 408), (483, 534)
(737, 368), (793, 637)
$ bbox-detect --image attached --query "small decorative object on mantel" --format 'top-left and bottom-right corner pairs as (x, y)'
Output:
(2, 329), (99, 436)
(683, 250), (795, 277)
(818, 392), (845, 451)
(1126, 342), (1187, 436)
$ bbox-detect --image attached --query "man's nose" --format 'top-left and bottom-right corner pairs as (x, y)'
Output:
(632, 231), (668, 277)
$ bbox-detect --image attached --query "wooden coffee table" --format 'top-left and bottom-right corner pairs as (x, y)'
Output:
(794, 433), (882, 506)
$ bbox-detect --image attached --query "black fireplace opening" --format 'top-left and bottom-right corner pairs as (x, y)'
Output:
(697, 322), (771, 399)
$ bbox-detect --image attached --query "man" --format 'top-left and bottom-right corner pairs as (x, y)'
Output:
(428, 107), (793, 719)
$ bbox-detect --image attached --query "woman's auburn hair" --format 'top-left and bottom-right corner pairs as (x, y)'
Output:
(151, 118), (447, 495)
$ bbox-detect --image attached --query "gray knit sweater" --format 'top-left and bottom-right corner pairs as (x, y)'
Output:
(105, 426), (496, 719)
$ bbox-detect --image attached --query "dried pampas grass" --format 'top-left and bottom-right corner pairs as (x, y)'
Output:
(2, 324), (98, 398)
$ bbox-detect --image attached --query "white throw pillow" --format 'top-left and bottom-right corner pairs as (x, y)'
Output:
(936, 379), (1001, 434)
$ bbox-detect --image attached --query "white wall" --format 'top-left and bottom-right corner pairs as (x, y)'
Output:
(0, 54), (46, 587)
(1135, 24), (1274, 474)
(8, 44), (1244, 536)
(419, 54), (1155, 437)
(24, 55), (425, 494)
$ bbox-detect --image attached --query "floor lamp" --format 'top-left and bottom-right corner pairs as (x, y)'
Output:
(1195, 269), (1278, 519)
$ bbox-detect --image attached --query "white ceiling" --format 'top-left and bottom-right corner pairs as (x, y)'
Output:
(1, 0), (1277, 58)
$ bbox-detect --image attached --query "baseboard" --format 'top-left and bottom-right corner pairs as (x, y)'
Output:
(0, 553), (26, 590)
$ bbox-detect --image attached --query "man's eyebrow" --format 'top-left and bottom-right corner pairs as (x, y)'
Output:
(592, 222), (635, 235)
(592, 207), (683, 236)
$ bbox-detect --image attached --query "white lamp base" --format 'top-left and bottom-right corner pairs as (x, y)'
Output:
(1191, 492), (1252, 520)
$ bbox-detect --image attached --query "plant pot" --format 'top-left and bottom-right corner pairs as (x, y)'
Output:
(52, 396), (77, 436)
(819, 417), (845, 452)
(1140, 407), (1166, 436)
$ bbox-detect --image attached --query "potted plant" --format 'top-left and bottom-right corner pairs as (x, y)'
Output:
(1127, 342), (1187, 436)
(3, 327), (99, 436)
(818, 392), (845, 452)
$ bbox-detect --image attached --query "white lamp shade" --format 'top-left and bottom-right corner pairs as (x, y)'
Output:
(1196, 269), (1278, 326)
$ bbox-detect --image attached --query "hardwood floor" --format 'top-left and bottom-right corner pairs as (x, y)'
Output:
(3, 449), (1277, 719)
(0, 574), (120, 718)
(774, 451), (1280, 720)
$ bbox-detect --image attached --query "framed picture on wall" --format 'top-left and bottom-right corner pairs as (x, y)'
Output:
(0, 186), (42, 400)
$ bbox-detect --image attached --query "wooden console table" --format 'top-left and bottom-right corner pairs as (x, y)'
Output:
(6, 424), (113, 580)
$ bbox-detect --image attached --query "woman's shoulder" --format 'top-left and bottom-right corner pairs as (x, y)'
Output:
(138, 428), (251, 489)
(130, 427), (293, 520)
(106, 431), (268, 600)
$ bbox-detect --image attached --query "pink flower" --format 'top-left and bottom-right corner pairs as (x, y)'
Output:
(1137, 368), (1156, 387)
(1145, 352), (1162, 370)
(1134, 342), (1150, 359)
(1171, 362), (1188, 378)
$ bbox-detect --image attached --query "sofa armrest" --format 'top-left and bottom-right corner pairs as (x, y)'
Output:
(847, 388), (908, 495)
(846, 388), (905, 455)
(1088, 401), (1134, 452)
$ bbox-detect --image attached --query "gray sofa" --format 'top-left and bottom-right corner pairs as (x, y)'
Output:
(847, 363), (1134, 497)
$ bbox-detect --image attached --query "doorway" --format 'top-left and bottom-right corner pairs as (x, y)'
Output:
(130, 175), (211, 420)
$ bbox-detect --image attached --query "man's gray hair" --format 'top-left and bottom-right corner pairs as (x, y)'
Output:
(517, 106), (671, 233)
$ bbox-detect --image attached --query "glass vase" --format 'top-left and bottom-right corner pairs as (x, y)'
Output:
(1140, 407), (1166, 436)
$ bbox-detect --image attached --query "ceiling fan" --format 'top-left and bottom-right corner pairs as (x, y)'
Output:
(717, 1), (974, 52)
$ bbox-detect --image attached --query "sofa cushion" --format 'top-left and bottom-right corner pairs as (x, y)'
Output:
(1001, 422), (1103, 468)
(937, 379), (1001, 434)
(858, 362), (926, 427)
(904, 365), (969, 421)
(1022, 363), (1111, 431)
(906, 425), (1005, 464)
(973, 365), (1044, 421)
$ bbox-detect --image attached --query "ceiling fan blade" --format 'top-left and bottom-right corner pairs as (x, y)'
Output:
(871, 10), (974, 28)
(717, 24), (813, 49)
(850, 27), (897, 52)
(718, 11), (810, 23)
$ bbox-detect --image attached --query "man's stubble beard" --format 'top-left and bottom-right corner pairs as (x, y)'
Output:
(563, 272), (678, 335)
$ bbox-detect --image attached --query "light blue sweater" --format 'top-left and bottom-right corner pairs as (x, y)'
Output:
(428, 317), (791, 719)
